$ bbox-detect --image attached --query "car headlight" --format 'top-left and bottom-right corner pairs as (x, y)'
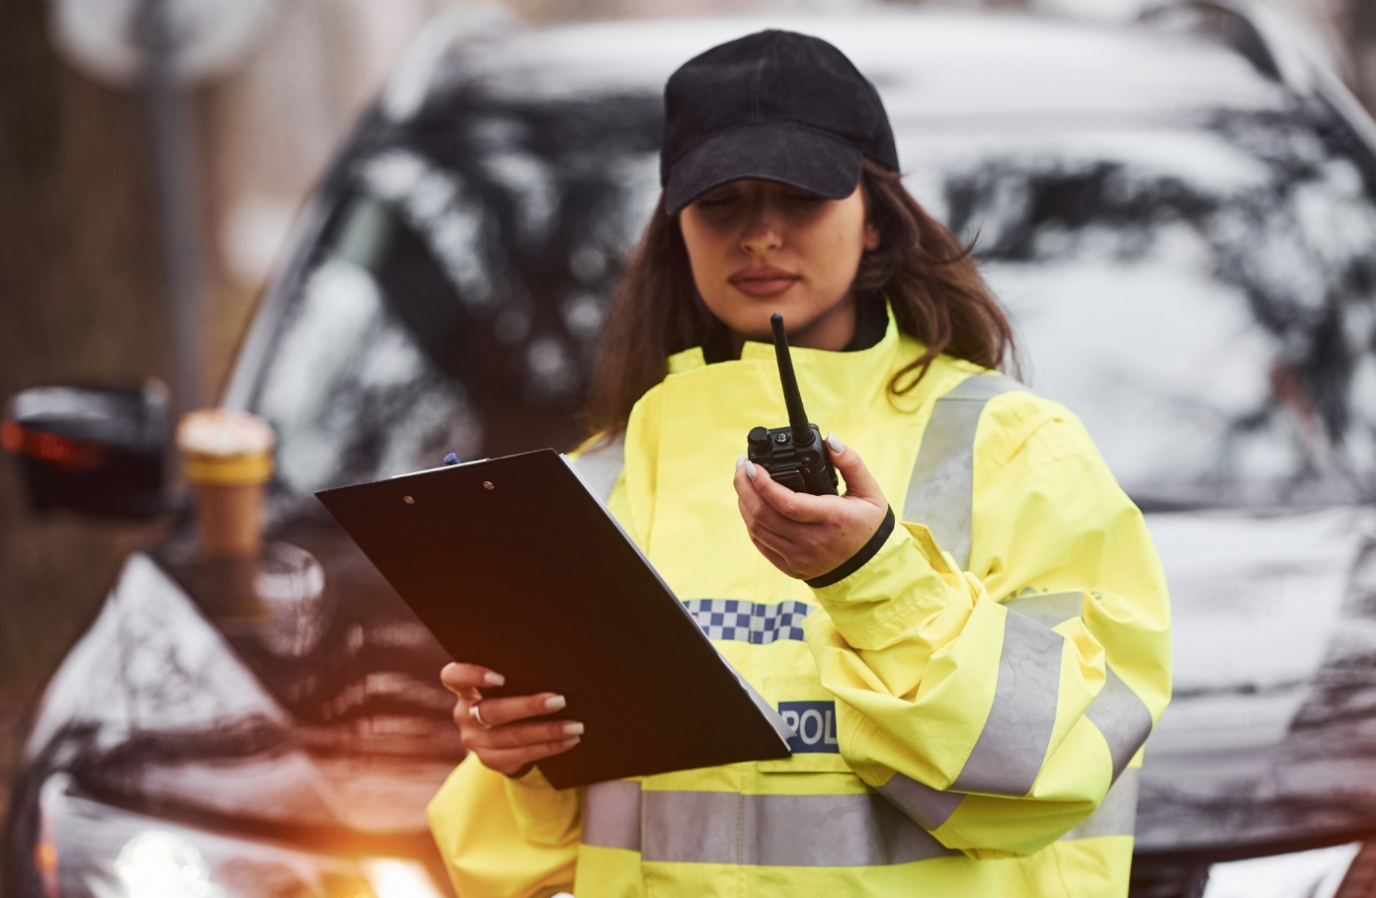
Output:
(1202, 841), (1363, 898)
(34, 774), (448, 898)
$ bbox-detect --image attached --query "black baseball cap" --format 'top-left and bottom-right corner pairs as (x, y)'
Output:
(661, 30), (900, 214)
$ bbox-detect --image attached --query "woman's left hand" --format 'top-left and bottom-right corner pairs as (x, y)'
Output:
(733, 435), (889, 581)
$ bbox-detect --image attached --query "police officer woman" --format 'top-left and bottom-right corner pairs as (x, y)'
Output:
(431, 30), (1170, 898)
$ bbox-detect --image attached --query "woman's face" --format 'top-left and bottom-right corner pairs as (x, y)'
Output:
(678, 178), (880, 352)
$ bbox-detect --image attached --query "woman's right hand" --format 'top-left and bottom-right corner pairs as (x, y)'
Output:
(440, 662), (583, 777)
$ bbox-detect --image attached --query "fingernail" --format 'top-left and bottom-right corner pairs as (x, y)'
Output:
(563, 721), (585, 736)
(736, 454), (745, 469)
(562, 737), (581, 747)
(745, 461), (757, 480)
(545, 695), (567, 712)
(484, 672), (505, 686)
(826, 433), (844, 453)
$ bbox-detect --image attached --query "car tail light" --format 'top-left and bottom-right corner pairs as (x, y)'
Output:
(1, 420), (108, 470)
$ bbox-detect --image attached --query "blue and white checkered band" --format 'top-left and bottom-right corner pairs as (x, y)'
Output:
(682, 599), (814, 645)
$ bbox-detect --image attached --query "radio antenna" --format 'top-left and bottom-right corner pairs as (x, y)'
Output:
(770, 314), (813, 446)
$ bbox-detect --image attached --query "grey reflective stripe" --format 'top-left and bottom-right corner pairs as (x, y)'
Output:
(641, 791), (738, 863)
(582, 785), (957, 866)
(583, 780), (642, 851)
(902, 374), (1024, 570)
(879, 764), (1142, 843)
(952, 610), (1064, 797)
(570, 436), (624, 504)
(876, 773), (965, 831)
(1062, 768), (1139, 841)
(1085, 666), (1154, 783)
(1005, 590), (1085, 629)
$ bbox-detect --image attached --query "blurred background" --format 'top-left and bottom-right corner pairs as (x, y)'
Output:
(4, 0), (1376, 891)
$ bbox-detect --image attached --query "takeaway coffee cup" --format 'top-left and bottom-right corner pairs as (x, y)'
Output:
(177, 410), (275, 558)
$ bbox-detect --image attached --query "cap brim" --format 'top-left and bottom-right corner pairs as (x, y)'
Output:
(665, 121), (864, 214)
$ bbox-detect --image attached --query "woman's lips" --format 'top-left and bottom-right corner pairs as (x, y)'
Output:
(729, 268), (800, 297)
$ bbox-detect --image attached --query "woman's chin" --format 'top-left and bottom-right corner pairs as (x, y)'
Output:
(704, 288), (855, 348)
(728, 311), (794, 344)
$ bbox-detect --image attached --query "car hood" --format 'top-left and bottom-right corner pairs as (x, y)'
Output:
(1137, 505), (1376, 852)
(24, 508), (463, 836)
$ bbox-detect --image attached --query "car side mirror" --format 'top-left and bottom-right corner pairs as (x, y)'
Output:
(2, 381), (170, 519)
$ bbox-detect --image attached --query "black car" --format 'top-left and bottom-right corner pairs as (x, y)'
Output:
(8, 3), (1376, 896)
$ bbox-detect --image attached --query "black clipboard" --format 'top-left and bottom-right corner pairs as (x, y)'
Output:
(316, 449), (792, 788)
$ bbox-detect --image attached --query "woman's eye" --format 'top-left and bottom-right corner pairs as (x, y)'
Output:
(697, 195), (741, 209)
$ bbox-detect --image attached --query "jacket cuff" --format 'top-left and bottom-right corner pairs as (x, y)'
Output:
(805, 519), (941, 647)
(806, 506), (896, 588)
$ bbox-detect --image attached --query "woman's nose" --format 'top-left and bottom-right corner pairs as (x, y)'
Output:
(739, 212), (783, 254)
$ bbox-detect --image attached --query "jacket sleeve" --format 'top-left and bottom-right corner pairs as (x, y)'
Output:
(426, 435), (643, 895)
(427, 756), (581, 897)
(804, 392), (1171, 858)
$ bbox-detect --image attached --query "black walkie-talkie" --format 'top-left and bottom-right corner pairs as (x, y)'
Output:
(746, 314), (839, 496)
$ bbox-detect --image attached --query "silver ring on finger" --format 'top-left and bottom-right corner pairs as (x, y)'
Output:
(469, 701), (494, 730)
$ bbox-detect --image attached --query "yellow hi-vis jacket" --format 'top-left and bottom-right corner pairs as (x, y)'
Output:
(427, 308), (1172, 897)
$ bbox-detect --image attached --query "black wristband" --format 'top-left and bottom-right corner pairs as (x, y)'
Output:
(805, 506), (896, 589)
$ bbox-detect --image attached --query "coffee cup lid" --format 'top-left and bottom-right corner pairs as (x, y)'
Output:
(177, 409), (275, 485)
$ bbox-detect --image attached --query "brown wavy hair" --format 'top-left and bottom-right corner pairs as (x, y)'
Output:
(584, 159), (1016, 435)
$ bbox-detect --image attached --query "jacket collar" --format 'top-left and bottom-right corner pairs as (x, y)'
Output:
(666, 299), (904, 377)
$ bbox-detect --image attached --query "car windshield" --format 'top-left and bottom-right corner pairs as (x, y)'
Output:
(245, 92), (663, 498)
(245, 89), (1376, 508)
